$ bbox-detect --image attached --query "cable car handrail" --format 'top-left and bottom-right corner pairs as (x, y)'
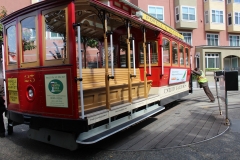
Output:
(161, 45), (164, 76)
(130, 37), (136, 77)
(74, 23), (85, 119)
(147, 42), (151, 76)
(109, 31), (114, 78)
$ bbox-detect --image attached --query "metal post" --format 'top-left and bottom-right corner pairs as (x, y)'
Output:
(214, 73), (222, 115)
(225, 90), (230, 125)
(77, 25), (85, 119)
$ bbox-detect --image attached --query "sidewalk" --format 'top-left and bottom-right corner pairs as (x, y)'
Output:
(93, 89), (240, 160)
(1, 89), (240, 160)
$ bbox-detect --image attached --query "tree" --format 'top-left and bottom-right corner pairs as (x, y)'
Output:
(81, 36), (99, 68)
(0, 6), (7, 59)
(0, 6), (7, 43)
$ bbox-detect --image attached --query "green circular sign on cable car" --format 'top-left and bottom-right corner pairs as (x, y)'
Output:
(48, 79), (64, 94)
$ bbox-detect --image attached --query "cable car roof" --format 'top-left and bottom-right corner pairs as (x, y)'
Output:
(1, 0), (186, 42)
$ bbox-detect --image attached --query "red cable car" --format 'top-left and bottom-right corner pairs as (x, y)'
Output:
(1, 0), (192, 150)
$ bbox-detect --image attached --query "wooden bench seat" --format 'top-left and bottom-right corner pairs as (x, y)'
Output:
(77, 68), (152, 113)
(77, 68), (145, 90)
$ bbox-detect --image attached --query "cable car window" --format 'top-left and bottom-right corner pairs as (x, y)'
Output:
(185, 47), (189, 65)
(139, 41), (158, 66)
(44, 9), (67, 61)
(21, 17), (37, 63)
(119, 35), (128, 68)
(7, 26), (17, 65)
(101, 45), (117, 68)
(162, 39), (170, 64)
(180, 45), (184, 65)
(172, 41), (178, 65)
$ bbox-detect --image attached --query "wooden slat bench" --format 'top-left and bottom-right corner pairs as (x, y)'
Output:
(77, 68), (152, 113)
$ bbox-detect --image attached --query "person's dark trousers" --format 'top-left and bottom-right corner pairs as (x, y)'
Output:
(0, 112), (5, 137)
(203, 86), (215, 101)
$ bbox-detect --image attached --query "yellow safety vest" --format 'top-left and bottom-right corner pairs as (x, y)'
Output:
(197, 70), (208, 83)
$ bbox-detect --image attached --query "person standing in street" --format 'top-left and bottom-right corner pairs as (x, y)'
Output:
(191, 68), (215, 103)
(0, 87), (5, 138)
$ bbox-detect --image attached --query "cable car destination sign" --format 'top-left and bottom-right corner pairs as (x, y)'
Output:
(136, 11), (184, 40)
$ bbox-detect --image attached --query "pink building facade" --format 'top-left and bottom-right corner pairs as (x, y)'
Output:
(2, 0), (240, 71)
(0, 0), (31, 14)
(129, 0), (240, 71)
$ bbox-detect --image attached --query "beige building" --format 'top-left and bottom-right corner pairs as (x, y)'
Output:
(128, 0), (240, 72)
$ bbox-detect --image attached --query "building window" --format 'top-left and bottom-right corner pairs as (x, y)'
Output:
(228, 0), (231, 3)
(175, 6), (179, 22)
(205, 11), (209, 23)
(234, 0), (240, 3)
(205, 53), (219, 68)
(50, 32), (64, 39)
(182, 6), (196, 21)
(235, 12), (240, 24)
(180, 32), (192, 45)
(228, 13), (232, 25)
(207, 34), (219, 46)
(229, 35), (240, 46)
(212, 10), (223, 23)
(148, 6), (164, 21)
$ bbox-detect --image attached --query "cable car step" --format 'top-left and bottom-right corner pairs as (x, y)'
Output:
(76, 105), (165, 144)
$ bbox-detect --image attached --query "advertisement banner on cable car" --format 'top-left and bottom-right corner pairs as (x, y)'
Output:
(169, 68), (187, 84)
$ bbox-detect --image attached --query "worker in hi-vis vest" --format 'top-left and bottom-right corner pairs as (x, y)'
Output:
(191, 68), (215, 103)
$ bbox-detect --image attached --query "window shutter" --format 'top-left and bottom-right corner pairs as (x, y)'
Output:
(205, 11), (209, 23)
(175, 6), (179, 22)
(228, 13), (232, 25)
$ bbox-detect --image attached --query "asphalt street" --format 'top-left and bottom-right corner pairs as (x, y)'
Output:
(1, 88), (240, 160)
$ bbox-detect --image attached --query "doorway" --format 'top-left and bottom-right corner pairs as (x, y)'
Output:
(224, 55), (239, 70)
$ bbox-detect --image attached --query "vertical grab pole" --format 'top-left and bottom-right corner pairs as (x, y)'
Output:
(214, 73), (222, 115)
(110, 32), (114, 77)
(77, 25), (85, 119)
(143, 27), (148, 98)
(132, 38), (136, 76)
(190, 55), (192, 69)
(2, 44), (7, 108)
(104, 13), (110, 109)
(126, 20), (132, 102)
(147, 42), (151, 75)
